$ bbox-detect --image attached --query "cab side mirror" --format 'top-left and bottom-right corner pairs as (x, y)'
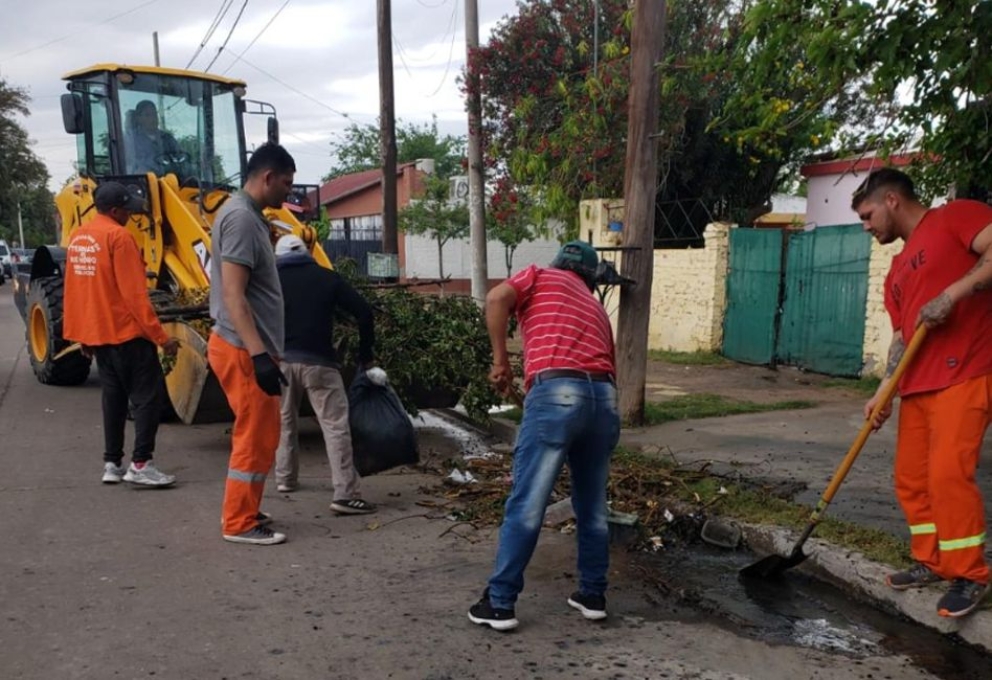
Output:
(267, 116), (279, 145)
(61, 93), (84, 135)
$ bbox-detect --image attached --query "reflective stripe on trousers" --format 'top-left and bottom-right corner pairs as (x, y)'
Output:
(895, 375), (991, 584)
(208, 333), (281, 536)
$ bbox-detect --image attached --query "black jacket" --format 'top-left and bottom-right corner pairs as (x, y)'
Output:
(276, 254), (374, 367)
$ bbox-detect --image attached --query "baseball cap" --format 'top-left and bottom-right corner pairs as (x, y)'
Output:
(551, 240), (598, 271)
(94, 182), (146, 213)
(275, 234), (308, 256)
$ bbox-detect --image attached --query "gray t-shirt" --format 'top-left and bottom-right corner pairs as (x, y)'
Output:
(209, 192), (285, 356)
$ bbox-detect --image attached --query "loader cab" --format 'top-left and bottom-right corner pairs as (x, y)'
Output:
(60, 64), (278, 191)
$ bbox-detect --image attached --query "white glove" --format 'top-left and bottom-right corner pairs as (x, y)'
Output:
(366, 366), (389, 386)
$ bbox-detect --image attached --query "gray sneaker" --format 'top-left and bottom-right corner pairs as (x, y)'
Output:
(886, 562), (942, 590)
(223, 525), (287, 545)
(123, 462), (176, 487)
(102, 462), (126, 484)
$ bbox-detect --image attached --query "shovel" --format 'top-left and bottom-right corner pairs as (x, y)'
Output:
(740, 324), (928, 579)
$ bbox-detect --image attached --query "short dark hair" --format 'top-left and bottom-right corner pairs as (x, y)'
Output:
(247, 142), (296, 178)
(851, 168), (917, 210)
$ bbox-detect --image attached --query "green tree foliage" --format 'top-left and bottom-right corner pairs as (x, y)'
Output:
(468, 0), (879, 233)
(486, 176), (543, 276)
(323, 116), (467, 181)
(398, 175), (469, 279)
(0, 78), (54, 247)
(712, 0), (992, 198)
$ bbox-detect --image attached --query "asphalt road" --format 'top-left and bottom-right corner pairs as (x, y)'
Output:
(0, 290), (952, 680)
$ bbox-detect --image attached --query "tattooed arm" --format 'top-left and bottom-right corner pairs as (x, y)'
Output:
(917, 223), (992, 328)
(864, 331), (905, 430)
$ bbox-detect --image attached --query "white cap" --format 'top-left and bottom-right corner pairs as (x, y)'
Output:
(275, 234), (307, 257)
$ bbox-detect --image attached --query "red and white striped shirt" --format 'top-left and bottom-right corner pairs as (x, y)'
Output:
(507, 265), (616, 387)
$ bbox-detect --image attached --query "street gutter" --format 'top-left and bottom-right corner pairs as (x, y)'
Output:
(443, 409), (992, 655)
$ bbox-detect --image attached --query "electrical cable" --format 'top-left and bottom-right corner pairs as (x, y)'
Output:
(203, 0), (251, 73)
(0, 0), (162, 63)
(186, 0), (236, 69)
(221, 0), (292, 75)
(424, 0), (461, 97)
(229, 54), (374, 126)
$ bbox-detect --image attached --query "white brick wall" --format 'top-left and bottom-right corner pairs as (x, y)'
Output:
(403, 232), (562, 279)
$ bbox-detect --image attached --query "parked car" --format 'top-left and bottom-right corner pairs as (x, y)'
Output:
(10, 248), (34, 268)
(0, 239), (11, 280)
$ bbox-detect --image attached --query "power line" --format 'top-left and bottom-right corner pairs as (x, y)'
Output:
(229, 54), (374, 126)
(186, 0), (236, 69)
(0, 0), (162, 63)
(203, 0), (251, 73)
(222, 0), (292, 75)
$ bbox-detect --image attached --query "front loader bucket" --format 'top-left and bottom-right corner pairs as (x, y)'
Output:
(162, 321), (233, 424)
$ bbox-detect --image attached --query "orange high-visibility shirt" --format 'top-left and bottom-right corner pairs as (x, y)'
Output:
(63, 214), (170, 347)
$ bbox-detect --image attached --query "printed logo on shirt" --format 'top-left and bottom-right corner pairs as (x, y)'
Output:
(68, 234), (101, 277)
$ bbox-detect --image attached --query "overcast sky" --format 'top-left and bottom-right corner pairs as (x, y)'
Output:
(0, 0), (520, 189)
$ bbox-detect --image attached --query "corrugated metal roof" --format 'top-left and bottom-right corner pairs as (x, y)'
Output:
(315, 162), (418, 206)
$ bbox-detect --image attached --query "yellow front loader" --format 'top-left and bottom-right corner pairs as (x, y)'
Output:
(15, 64), (328, 424)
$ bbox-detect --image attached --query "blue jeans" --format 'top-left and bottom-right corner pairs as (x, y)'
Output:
(487, 376), (621, 609)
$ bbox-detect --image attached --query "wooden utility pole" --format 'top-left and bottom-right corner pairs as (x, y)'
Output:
(465, 0), (488, 303)
(616, 1), (667, 425)
(378, 0), (399, 257)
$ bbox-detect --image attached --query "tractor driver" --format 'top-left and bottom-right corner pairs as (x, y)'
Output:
(124, 100), (184, 176)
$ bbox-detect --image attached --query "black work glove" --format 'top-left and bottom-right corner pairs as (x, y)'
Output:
(251, 353), (288, 396)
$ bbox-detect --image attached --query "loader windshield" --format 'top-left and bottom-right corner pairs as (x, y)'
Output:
(117, 73), (244, 189)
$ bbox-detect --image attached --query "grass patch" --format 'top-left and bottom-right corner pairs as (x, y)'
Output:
(613, 448), (912, 568)
(647, 349), (729, 366)
(643, 393), (817, 425)
(499, 407), (522, 423)
(822, 376), (882, 397)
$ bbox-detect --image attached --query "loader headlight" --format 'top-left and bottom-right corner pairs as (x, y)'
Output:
(233, 86), (247, 98)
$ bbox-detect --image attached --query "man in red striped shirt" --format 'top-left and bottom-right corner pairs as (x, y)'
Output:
(469, 241), (620, 631)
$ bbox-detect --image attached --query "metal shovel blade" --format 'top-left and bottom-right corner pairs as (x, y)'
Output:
(740, 547), (808, 579)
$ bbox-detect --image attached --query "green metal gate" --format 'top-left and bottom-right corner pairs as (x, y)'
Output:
(777, 224), (871, 375)
(723, 224), (871, 376)
(722, 228), (784, 365)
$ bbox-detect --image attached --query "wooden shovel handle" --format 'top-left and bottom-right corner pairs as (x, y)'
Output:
(815, 325), (928, 513)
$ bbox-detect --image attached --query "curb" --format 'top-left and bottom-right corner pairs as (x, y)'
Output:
(742, 523), (992, 654)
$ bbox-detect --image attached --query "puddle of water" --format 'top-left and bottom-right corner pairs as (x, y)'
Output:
(644, 546), (991, 679)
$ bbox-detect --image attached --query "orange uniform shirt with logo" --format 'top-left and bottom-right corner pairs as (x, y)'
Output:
(63, 214), (169, 347)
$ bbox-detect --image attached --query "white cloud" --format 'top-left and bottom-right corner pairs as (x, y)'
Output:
(0, 0), (518, 189)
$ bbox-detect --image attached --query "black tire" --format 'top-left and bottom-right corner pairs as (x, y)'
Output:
(25, 276), (92, 385)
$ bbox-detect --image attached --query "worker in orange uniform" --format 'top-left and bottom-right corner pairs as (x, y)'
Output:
(208, 143), (296, 546)
(63, 181), (180, 487)
(853, 168), (992, 618)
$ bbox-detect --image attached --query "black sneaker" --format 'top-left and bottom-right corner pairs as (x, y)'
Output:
(567, 591), (607, 620)
(468, 589), (518, 631)
(330, 498), (376, 515)
(222, 525), (286, 545)
(937, 578), (990, 618)
(886, 563), (942, 590)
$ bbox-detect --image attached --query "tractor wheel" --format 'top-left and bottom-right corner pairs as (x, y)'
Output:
(26, 276), (92, 385)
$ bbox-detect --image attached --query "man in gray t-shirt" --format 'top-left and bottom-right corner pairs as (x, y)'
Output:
(207, 142), (297, 547)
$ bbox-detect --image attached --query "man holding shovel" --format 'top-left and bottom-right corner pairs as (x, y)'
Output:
(853, 168), (992, 618)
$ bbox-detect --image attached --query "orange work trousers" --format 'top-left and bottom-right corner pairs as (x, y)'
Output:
(208, 333), (281, 536)
(895, 374), (991, 584)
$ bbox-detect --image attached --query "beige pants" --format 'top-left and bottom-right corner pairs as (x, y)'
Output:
(275, 363), (360, 500)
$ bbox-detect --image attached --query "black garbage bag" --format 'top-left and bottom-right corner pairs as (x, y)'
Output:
(348, 370), (419, 476)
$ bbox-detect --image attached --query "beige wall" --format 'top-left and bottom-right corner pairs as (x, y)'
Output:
(648, 223), (730, 352)
(581, 199), (729, 353)
(862, 239), (901, 377)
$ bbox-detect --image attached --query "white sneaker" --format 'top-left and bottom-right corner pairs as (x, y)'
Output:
(276, 482), (297, 493)
(102, 462), (126, 484)
(123, 462), (176, 487)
